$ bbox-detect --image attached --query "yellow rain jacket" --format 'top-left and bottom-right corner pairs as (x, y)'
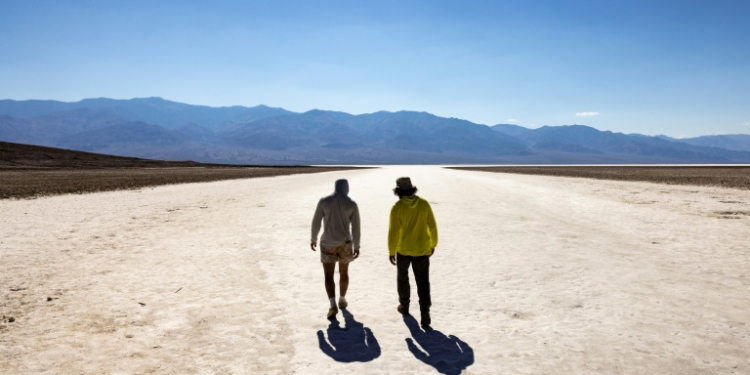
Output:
(388, 195), (438, 257)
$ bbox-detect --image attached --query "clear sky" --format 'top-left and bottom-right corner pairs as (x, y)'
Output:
(1, 0), (749, 137)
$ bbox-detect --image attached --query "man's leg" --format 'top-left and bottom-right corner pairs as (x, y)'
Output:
(338, 262), (349, 298)
(337, 261), (350, 309)
(396, 253), (412, 313)
(323, 262), (337, 299)
(412, 256), (431, 325)
(323, 262), (338, 319)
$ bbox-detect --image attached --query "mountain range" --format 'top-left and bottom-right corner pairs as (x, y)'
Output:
(1, 97), (749, 164)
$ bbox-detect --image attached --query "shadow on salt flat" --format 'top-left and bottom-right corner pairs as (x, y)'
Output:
(403, 314), (474, 375)
(317, 308), (381, 362)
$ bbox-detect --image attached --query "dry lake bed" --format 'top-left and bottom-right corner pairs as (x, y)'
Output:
(2, 166), (749, 374)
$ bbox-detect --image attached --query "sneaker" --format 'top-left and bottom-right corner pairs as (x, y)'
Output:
(397, 304), (409, 315)
(327, 306), (338, 319)
(420, 311), (431, 327)
(338, 298), (348, 309)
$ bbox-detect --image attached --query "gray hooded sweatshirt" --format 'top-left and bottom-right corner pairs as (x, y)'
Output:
(311, 179), (361, 250)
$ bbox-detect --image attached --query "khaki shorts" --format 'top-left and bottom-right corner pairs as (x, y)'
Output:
(321, 243), (354, 264)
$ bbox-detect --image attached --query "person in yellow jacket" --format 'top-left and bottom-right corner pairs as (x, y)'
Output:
(388, 177), (438, 327)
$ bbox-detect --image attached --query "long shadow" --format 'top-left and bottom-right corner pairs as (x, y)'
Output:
(403, 314), (474, 375)
(317, 308), (381, 362)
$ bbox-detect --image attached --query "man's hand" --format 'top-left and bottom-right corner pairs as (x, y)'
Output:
(310, 241), (317, 251)
(429, 248), (435, 257)
(389, 255), (396, 265)
(352, 248), (360, 260)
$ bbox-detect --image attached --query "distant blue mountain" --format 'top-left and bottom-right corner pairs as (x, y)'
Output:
(0, 97), (292, 131)
(495, 125), (750, 163)
(58, 121), (189, 151)
(490, 124), (531, 137)
(661, 134), (750, 153)
(218, 110), (529, 156)
(1, 97), (749, 164)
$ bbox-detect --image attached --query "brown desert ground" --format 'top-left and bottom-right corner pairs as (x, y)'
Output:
(0, 141), (218, 169)
(450, 165), (750, 190)
(2, 166), (749, 374)
(0, 141), (362, 199)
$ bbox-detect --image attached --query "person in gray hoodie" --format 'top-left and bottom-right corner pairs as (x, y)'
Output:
(311, 179), (361, 319)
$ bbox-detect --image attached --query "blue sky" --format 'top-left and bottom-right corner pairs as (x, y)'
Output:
(1, 0), (749, 137)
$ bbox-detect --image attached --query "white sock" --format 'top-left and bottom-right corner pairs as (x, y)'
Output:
(329, 297), (336, 308)
(339, 296), (346, 303)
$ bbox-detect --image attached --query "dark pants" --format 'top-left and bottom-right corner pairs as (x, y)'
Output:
(397, 253), (431, 313)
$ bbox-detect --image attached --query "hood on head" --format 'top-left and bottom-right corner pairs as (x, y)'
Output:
(335, 179), (349, 196)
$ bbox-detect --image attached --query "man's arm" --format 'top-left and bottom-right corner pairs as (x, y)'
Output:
(388, 204), (400, 264)
(351, 203), (361, 250)
(311, 200), (324, 251)
(427, 202), (438, 252)
(351, 203), (361, 259)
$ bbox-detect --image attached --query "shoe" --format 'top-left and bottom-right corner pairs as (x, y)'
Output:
(338, 298), (348, 309)
(397, 304), (409, 315)
(327, 306), (338, 319)
(420, 311), (431, 327)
